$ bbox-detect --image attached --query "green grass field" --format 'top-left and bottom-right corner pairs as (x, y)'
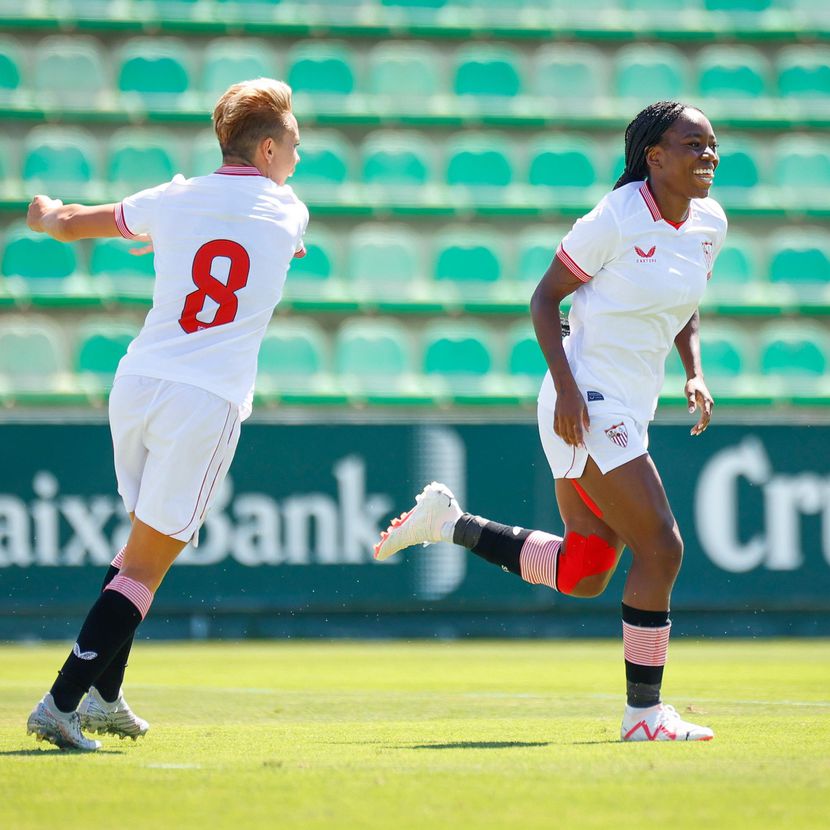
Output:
(1, 640), (828, 830)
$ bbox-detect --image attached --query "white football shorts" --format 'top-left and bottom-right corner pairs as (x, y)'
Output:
(109, 375), (242, 542)
(537, 399), (649, 479)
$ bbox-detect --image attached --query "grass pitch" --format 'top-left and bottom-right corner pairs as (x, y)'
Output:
(1, 640), (828, 830)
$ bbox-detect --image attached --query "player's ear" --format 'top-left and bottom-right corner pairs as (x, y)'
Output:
(645, 144), (663, 171)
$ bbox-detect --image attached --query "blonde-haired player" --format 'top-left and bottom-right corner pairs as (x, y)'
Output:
(26, 78), (307, 750)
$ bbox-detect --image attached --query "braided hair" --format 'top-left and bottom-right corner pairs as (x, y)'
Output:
(613, 101), (691, 190)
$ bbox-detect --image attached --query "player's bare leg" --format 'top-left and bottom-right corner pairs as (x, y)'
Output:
(29, 518), (185, 749)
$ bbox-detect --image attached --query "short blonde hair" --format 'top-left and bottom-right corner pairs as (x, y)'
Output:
(212, 78), (294, 160)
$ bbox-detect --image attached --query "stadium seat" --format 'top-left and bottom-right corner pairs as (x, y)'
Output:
(361, 130), (434, 188)
(773, 136), (830, 193)
(89, 237), (155, 279)
(711, 232), (762, 285)
(421, 323), (497, 399)
(768, 230), (830, 285)
(334, 319), (414, 392)
(287, 225), (339, 286)
(697, 46), (771, 99)
(1, 224), (77, 282)
(288, 130), (353, 189)
(287, 42), (356, 98)
(0, 319), (68, 390)
(507, 322), (546, 379)
(211, 0), (284, 22)
(367, 42), (442, 102)
(107, 130), (181, 193)
(777, 47), (830, 100)
(613, 45), (689, 103)
(453, 45), (524, 99)
(712, 136), (761, 189)
(200, 39), (277, 97)
(33, 36), (106, 108)
(760, 325), (829, 377)
(433, 228), (504, 286)
(348, 224), (422, 299)
(516, 228), (560, 285)
(703, 0), (772, 11)
(699, 324), (753, 377)
(445, 133), (514, 188)
(117, 38), (192, 108)
(189, 130), (223, 177)
(74, 321), (139, 380)
(257, 320), (329, 391)
(527, 136), (601, 188)
(533, 45), (607, 105)
(21, 127), (99, 199)
(0, 37), (22, 96)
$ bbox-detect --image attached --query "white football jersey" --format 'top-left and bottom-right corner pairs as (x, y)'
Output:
(113, 165), (308, 418)
(538, 180), (728, 425)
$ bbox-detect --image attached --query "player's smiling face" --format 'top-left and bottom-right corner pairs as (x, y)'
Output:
(267, 113), (301, 186)
(648, 109), (719, 201)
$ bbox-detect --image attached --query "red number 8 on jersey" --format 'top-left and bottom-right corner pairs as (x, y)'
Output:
(179, 239), (250, 334)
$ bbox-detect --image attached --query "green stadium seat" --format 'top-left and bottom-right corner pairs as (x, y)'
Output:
(1, 224), (77, 283)
(760, 325), (828, 377)
(664, 323), (753, 379)
(533, 46), (607, 105)
(287, 225), (339, 286)
(422, 323), (496, 397)
(697, 46), (771, 99)
(130, 0), (205, 22)
(433, 228), (504, 286)
(704, 0), (772, 10)
(348, 224), (421, 299)
(256, 320), (329, 392)
(0, 319), (68, 392)
(453, 45), (523, 99)
(117, 38), (192, 108)
(711, 232), (762, 285)
(289, 130), (353, 189)
(445, 133), (514, 188)
(777, 47), (830, 100)
(614, 45), (689, 103)
(624, 0), (691, 10)
(189, 130), (223, 177)
(368, 42), (441, 101)
(527, 136), (601, 188)
(768, 231), (830, 285)
(89, 237), (155, 279)
(381, 0), (447, 6)
(287, 43), (356, 98)
(201, 39), (277, 97)
(212, 0), (284, 21)
(361, 130), (434, 188)
(33, 36), (106, 108)
(74, 321), (138, 381)
(773, 136), (830, 193)
(507, 323), (546, 379)
(712, 136), (761, 189)
(21, 127), (99, 199)
(108, 130), (181, 193)
(0, 37), (22, 96)
(516, 227), (561, 284)
(335, 319), (414, 393)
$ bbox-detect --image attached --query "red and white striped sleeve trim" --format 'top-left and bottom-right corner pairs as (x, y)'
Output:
(113, 203), (139, 240)
(556, 243), (592, 283)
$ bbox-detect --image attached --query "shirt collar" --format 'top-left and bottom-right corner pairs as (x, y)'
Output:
(215, 164), (265, 177)
(639, 180), (692, 228)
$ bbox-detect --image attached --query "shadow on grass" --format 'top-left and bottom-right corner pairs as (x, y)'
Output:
(405, 741), (551, 750)
(0, 748), (125, 756)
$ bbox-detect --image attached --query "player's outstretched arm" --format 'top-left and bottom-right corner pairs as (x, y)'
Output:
(27, 195), (121, 242)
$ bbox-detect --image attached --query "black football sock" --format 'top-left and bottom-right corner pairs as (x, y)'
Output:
(453, 513), (531, 576)
(92, 564), (135, 703)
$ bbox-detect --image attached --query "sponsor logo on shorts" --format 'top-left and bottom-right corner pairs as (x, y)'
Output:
(604, 422), (629, 448)
(587, 391), (604, 401)
(634, 245), (656, 262)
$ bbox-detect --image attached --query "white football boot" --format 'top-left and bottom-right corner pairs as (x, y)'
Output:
(27, 693), (101, 751)
(621, 702), (714, 742)
(78, 686), (149, 740)
(374, 482), (463, 561)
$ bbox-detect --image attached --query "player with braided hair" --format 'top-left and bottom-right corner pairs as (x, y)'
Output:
(376, 101), (726, 742)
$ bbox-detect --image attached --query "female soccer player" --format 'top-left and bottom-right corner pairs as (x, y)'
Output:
(375, 101), (726, 742)
(26, 78), (307, 750)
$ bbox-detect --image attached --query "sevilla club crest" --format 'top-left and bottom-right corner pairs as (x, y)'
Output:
(701, 240), (714, 273)
(604, 422), (629, 448)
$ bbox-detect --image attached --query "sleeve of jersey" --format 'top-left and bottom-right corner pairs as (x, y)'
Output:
(556, 200), (621, 283)
(293, 203), (310, 258)
(114, 182), (171, 240)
